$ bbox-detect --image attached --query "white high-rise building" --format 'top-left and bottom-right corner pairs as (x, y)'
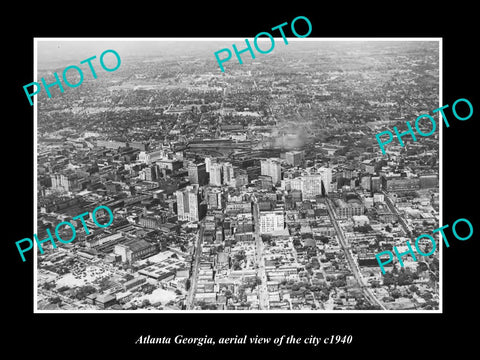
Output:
(302, 174), (324, 199)
(317, 167), (332, 192)
(205, 157), (213, 173)
(302, 167), (332, 197)
(222, 162), (235, 186)
(261, 159), (282, 184)
(175, 185), (204, 222)
(209, 163), (223, 186)
(260, 210), (285, 234)
(283, 166), (332, 199)
(289, 178), (303, 192)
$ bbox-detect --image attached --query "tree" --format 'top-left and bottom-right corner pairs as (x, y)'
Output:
(422, 292), (433, 301)
(397, 270), (413, 286)
(318, 236), (330, 244)
(50, 297), (62, 305)
(333, 279), (347, 288)
(383, 272), (395, 286)
(234, 251), (246, 262)
(409, 285), (418, 293)
(186, 279), (191, 291)
(354, 224), (373, 233)
(417, 262), (429, 273)
(75, 285), (97, 300)
(261, 234), (272, 243)
(391, 289), (401, 299)
(319, 290), (329, 301)
(43, 282), (55, 291)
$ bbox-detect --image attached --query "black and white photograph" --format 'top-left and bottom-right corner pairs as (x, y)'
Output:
(33, 39), (441, 313)
(6, 5), (478, 356)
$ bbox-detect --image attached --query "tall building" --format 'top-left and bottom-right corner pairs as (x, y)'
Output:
(317, 167), (332, 193)
(302, 174), (324, 199)
(205, 157), (213, 173)
(188, 162), (207, 185)
(261, 159), (282, 184)
(361, 175), (371, 191)
(142, 164), (160, 181)
(222, 162), (235, 186)
(209, 163), (223, 186)
(175, 185), (206, 222)
(259, 210), (285, 234)
(235, 172), (249, 188)
(283, 167), (331, 199)
(371, 176), (382, 193)
(285, 151), (304, 167)
(50, 172), (80, 192)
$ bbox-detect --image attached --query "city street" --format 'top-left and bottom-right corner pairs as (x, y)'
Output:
(252, 195), (270, 310)
(325, 197), (386, 310)
(186, 224), (204, 310)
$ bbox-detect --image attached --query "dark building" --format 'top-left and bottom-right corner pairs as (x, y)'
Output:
(188, 162), (208, 186)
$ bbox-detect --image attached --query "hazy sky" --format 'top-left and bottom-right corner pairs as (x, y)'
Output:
(36, 40), (233, 70)
(36, 39), (439, 70)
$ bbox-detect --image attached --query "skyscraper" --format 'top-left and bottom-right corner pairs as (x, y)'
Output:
(235, 172), (249, 188)
(188, 162), (207, 185)
(222, 162), (235, 186)
(361, 175), (372, 191)
(302, 174), (324, 199)
(144, 164), (160, 181)
(285, 150), (304, 167)
(371, 176), (382, 193)
(317, 167), (332, 193)
(205, 157), (213, 173)
(209, 163), (223, 186)
(50, 172), (80, 192)
(175, 185), (205, 222)
(284, 166), (331, 199)
(261, 159), (282, 184)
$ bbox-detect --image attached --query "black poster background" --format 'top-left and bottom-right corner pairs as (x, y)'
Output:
(6, 4), (478, 356)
